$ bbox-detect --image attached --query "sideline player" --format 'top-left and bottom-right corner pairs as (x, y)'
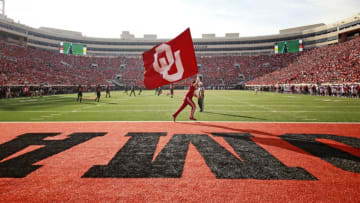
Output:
(24, 85), (29, 97)
(197, 82), (204, 112)
(129, 85), (136, 96)
(138, 86), (142, 95)
(172, 75), (200, 121)
(77, 85), (83, 103)
(157, 87), (162, 96)
(95, 85), (101, 102)
(124, 86), (128, 95)
(170, 84), (174, 98)
(155, 87), (158, 95)
(106, 85), (111, 98)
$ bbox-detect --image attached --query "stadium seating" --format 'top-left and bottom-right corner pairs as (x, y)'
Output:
(195, 53), (297, 88)
(1, 36), (359, 95)
(0, 38), (296, 89)
(0, 40), (120, 86)
(247, 36), (360, 85)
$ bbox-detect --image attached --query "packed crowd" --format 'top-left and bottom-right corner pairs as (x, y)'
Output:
(0, 39), (120, 86)
(0, 38), (298, 91)
(251, 84), (360, 98)
(193, 53), (297, 88)
(247, 36), (360, 85)
(1, 36), (359, 97)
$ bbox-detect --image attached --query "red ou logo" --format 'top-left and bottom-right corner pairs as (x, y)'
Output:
(153, 43), (184, 82)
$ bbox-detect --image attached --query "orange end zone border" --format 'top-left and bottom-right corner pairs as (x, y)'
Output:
(0, 122), (359, 202)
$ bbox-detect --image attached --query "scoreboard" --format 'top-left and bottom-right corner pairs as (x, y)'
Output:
(60, 42), (87, 55)
(275, 40), (303, 54)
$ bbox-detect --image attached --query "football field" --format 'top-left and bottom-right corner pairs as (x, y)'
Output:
(0, 90), (359, 202)
(0, 90), (360, 122)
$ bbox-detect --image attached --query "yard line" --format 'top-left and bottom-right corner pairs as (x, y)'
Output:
(1, 110), (360, 113)
(19, 99), (39, 103)
(30, 118), (43, 120)
(1, 121), (360, 124)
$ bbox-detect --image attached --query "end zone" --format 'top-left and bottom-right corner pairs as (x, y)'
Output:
(0, 122), (359, 202)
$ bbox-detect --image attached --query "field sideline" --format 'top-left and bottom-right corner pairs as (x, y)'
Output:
(1, 90), (359, 202)
(0, 90), (359, 122)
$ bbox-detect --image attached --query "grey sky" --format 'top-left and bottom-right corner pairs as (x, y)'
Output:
(5, 0), (360, 38)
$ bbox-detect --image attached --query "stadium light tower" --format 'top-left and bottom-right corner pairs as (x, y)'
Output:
(0, 0), (4, 16)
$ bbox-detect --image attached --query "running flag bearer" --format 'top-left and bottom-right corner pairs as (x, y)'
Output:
(142, 28), (199, 121)
(173, 75), (200, 121)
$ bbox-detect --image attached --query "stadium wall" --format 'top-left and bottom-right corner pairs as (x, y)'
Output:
(0, 14), (359, 56)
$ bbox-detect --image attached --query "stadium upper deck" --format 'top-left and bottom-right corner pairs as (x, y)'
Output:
(0, 13), (359, 56)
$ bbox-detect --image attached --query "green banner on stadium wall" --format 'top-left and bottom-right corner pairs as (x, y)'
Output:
(61, 42), (84, 55)
(277, 40), (300, 53)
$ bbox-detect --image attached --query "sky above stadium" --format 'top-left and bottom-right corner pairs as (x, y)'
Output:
(5, 0), (360, 39)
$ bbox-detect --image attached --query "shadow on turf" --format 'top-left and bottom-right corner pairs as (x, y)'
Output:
(178, 122), (306, 154)
(202, 111), (266, 121)
(179, 122), (360, 161)
(179, 122), (277, 136)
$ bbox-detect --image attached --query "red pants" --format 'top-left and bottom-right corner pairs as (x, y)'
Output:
(173, 97), (196, 118)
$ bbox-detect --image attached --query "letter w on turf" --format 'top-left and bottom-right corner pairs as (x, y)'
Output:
(83, 132), (315, 180)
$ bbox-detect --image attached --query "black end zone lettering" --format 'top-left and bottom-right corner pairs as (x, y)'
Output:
(0, 132), (106, 178)
(211, 133), (316, 180)
(84, 132), (316, 180)
(83, 132), (168, 178)
(280, 134), (360, 173)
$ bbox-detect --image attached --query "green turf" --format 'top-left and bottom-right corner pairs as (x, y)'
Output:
(0, 90), (359, 122)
